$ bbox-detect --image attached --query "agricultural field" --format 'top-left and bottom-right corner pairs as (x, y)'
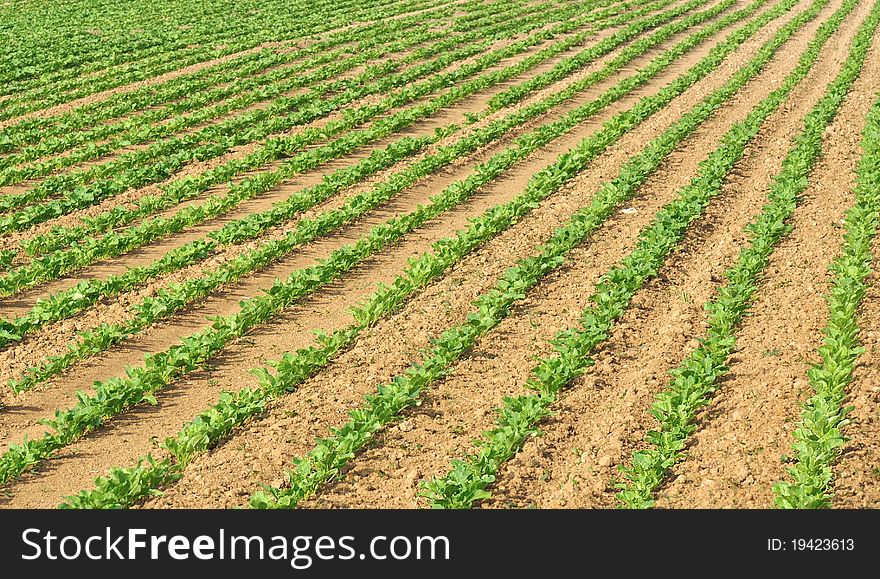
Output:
(0, 0), (877, 510)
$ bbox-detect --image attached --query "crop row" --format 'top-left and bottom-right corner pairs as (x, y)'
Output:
(614, 0), (874, 508)
(420, 0), (840, 509)
(772, 31), (880, 510)
(18, 0), (663, 257)
(0, 0), (552, 172)
(0, 21), (511, 222)
(2, 0), (615, 227)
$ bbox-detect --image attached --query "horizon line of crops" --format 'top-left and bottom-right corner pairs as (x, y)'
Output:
(0, 0), (381, 91)
(0, 0), (680, 297)
(0, 0), (774, 493)
(0, 0), (452, 122)
(0, 0), (368, 94)
(0, 1), (611, 245)
(6, 0), (640, 242)
(0, 0), (731, 364)
(611, 0), (876, 509)
(0, 0), (638, 231)
(0, 0), (562, 183)
(0, 0), (484, 152)
(772, 93), (880, 508)
(0, 0), (469, 178)
(419, 0), (848, 509)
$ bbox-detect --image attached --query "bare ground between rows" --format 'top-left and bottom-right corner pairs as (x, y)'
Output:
(301, 0), (850, 510)
(491, 29), (862, 512)
(0, 4), (764, 506)
(651, 0), (880, 509)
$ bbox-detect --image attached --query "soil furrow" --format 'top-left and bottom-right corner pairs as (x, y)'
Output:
(652, 0), (880, 509)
